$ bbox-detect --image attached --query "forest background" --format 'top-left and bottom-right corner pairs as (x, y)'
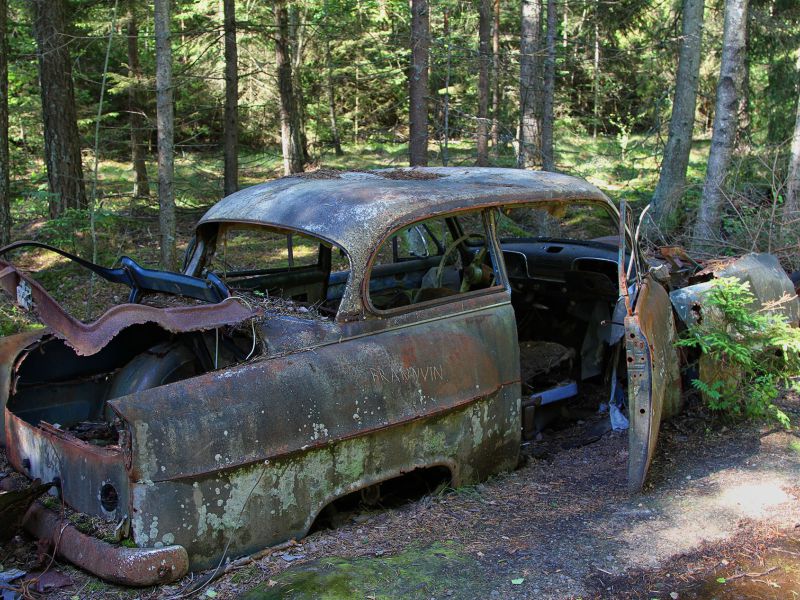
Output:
(0, 0), (798, 326)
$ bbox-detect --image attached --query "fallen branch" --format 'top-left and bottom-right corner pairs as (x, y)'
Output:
(725, 566), (778, 581)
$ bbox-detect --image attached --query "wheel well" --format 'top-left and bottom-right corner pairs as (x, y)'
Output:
(309, 465), (452, 533)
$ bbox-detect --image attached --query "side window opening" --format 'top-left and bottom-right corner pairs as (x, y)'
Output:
(368, 209), (499, 312)
(201, 225), (350, 318)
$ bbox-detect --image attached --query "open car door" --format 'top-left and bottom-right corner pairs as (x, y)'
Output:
(619, 201), (682, 491)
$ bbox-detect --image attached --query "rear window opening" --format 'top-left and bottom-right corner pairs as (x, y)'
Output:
(193, 223), (351, 320)
(309, 466), (452, 533)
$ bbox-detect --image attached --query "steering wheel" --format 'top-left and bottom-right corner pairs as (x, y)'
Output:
(435, 233), (489, 292)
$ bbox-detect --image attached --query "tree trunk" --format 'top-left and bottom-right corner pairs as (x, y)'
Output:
(784, 71), (800, 231)
(592, 16), (599, 139)
(736, 7), (751, 149)
(30, 0), (86, 217)
(518, 0), (542, 168)
(541, 0), (556, 172)
(476, 0), (491, 166)
(223, 0), (238, 196)
(692, 0), (748, 251)
(154, 0), (176, 269)
(0, 0), (10, 244)
(289, 5), (310, 164)
(490, 0), (501, 158)
(325, 39), (343, 156)
(650, 0), (704, 231)
(409, 0), (429, 166)
(442, 9), (451, 166)
(127, 0), (149, 199)
(274, 1), (304, 175)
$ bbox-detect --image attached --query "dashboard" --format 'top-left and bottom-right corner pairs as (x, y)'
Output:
(500, 237), (624, 299)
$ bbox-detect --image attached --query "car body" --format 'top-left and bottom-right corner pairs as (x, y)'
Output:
(0, 167), (797, 584)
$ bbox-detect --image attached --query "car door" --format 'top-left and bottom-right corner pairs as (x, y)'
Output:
(619, 201), (682, 491)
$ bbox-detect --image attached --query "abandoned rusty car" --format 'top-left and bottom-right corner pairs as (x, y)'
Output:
(0, 167), (797, 585)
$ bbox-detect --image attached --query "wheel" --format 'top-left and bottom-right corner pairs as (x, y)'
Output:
(106, 342), (201, 401)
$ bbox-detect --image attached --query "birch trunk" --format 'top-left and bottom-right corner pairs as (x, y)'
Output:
(692, 0), (748, 251)
(650, 0), (704, 230)
(784, 73), (800, 232)
(409, 0), (429, 166)
(519, 0), (542, 168)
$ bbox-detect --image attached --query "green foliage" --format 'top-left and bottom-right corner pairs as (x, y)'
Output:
(0, 303), (42, 336)
(677, 277), (800, 428)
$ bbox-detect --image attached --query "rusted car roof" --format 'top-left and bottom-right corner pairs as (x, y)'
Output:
(197, 167), (613, 256)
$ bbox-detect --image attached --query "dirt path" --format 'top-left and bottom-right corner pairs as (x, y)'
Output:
(3, 400), (800, 599)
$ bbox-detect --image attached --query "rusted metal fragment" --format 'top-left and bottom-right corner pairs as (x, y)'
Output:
(669, 253), (799, 327)
(626, 276), (681, 492)
(0, 260), (258, 356)
(5, 411), (129, 520)
(0, 479), (188, 586)
(0, 329), (48, 446)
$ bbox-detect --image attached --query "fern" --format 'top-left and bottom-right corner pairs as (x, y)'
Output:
(677, 277), (800, 428)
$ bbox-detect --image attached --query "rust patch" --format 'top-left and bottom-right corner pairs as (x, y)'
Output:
(294, 168), (345, 180)
(0, 260), (258, 356)
(375, 168), (444, 180)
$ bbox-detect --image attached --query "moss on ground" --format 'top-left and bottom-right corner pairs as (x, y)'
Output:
(240, 541), (489, 600)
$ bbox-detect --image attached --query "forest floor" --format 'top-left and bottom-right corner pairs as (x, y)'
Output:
(2, 393), (800, 599)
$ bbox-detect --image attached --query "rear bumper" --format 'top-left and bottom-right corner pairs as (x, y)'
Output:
(1, 478), (188, 586)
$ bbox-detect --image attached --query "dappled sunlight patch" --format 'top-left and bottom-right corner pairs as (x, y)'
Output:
(619, 468), (799, 569)
(717, 480), (791, 518)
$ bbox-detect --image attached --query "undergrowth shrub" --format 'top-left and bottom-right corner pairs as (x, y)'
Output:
(677, 277), (800, 428)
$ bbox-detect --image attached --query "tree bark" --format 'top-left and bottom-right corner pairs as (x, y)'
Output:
(409, 0), (429, 166)
(274, 1), (304, 175)
(592, 16), (599, 139)
(30, 0), (86, 217)
(325, 39), (343, 156)
(784, 69), (800, 231)
(223, 0), (238, 196)
(0, 0), (10, 244)
(518, 0), (542, 168)
(490, 0), (501, 158)
(154, 0), (176, 269)
(127, 0), (149, 198)
(541, 0), (556, 172)
(692, 0), (748, 251)
(289, 5), (310, 164)
(650, 0), (704, 230)
(476, 0), (491, 166)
